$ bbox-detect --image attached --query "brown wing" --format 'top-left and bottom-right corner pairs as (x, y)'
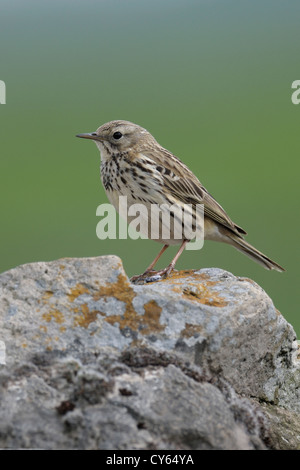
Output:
(142, 146), (247, 237)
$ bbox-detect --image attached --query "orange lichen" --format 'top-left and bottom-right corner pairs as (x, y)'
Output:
(94, 274), (164, 334)
(181, 285), (226, 307)
(38, 269), (226, 344)
(67, 283), (90, 302)
(94, 273), (138, 330)
(42, 310), (65, 324)
(141, 300), (164, 334)
(168, 270), (205, 281)
(94, 273), (134, 304)
(166, 270), (227, 308)
(73, 303), (100, 328)
(181, 323), (203, 338)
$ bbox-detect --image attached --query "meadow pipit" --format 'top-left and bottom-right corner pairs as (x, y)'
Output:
(77, 120), (284, 281)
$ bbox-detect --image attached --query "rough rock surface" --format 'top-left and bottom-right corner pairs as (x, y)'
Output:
(0, 255), (299, 449)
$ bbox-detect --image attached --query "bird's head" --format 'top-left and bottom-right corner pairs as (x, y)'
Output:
(76, 120), (155, 157)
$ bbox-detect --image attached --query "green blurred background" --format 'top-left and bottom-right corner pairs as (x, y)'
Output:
(1, 0), (299, 334)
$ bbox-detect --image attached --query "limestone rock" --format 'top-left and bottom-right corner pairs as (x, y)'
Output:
(0, 255), (299, 449)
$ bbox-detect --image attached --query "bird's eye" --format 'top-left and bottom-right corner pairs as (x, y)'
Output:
(113, 131), (122, 140)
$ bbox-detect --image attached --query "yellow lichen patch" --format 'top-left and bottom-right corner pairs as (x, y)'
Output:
(94, 273), (133, 304)
(181, 323), (203, 338)
(39, 325), (47, 333)
(94, 273), (138, 330)
(67, 283), (90, 302)
(182, 285), (226, 307)
(167, 270), (227, 308)
(95, 274), (164, 335)
(168, 269), (203, 281)
(73, 303), (100, 328)
(141, 300), (164, 334)
(42, 309), (65, 324)
(145, 269), (221, 289)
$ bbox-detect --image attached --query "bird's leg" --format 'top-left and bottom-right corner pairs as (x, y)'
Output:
(130, 245), (169, 282)
(156, 239), (188, 278)
(143, 244), (169, 274)
(131, 240), (189, 283)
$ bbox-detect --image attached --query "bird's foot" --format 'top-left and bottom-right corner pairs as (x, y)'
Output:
(130, 265), (176, 284)
(130, 269), (161, 284)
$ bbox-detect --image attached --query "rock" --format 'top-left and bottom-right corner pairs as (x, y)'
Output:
(0, 255), (299, 449)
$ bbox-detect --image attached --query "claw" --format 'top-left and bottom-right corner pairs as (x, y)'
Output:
(130, 265), (175, 284)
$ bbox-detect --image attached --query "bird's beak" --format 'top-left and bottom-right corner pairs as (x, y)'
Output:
(76, 133), (103, 141)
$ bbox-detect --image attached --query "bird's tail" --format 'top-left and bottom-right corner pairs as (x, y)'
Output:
(226, 233), (285, 272)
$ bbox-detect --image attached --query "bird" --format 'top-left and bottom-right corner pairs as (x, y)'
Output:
(76, 120), (284, 282)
